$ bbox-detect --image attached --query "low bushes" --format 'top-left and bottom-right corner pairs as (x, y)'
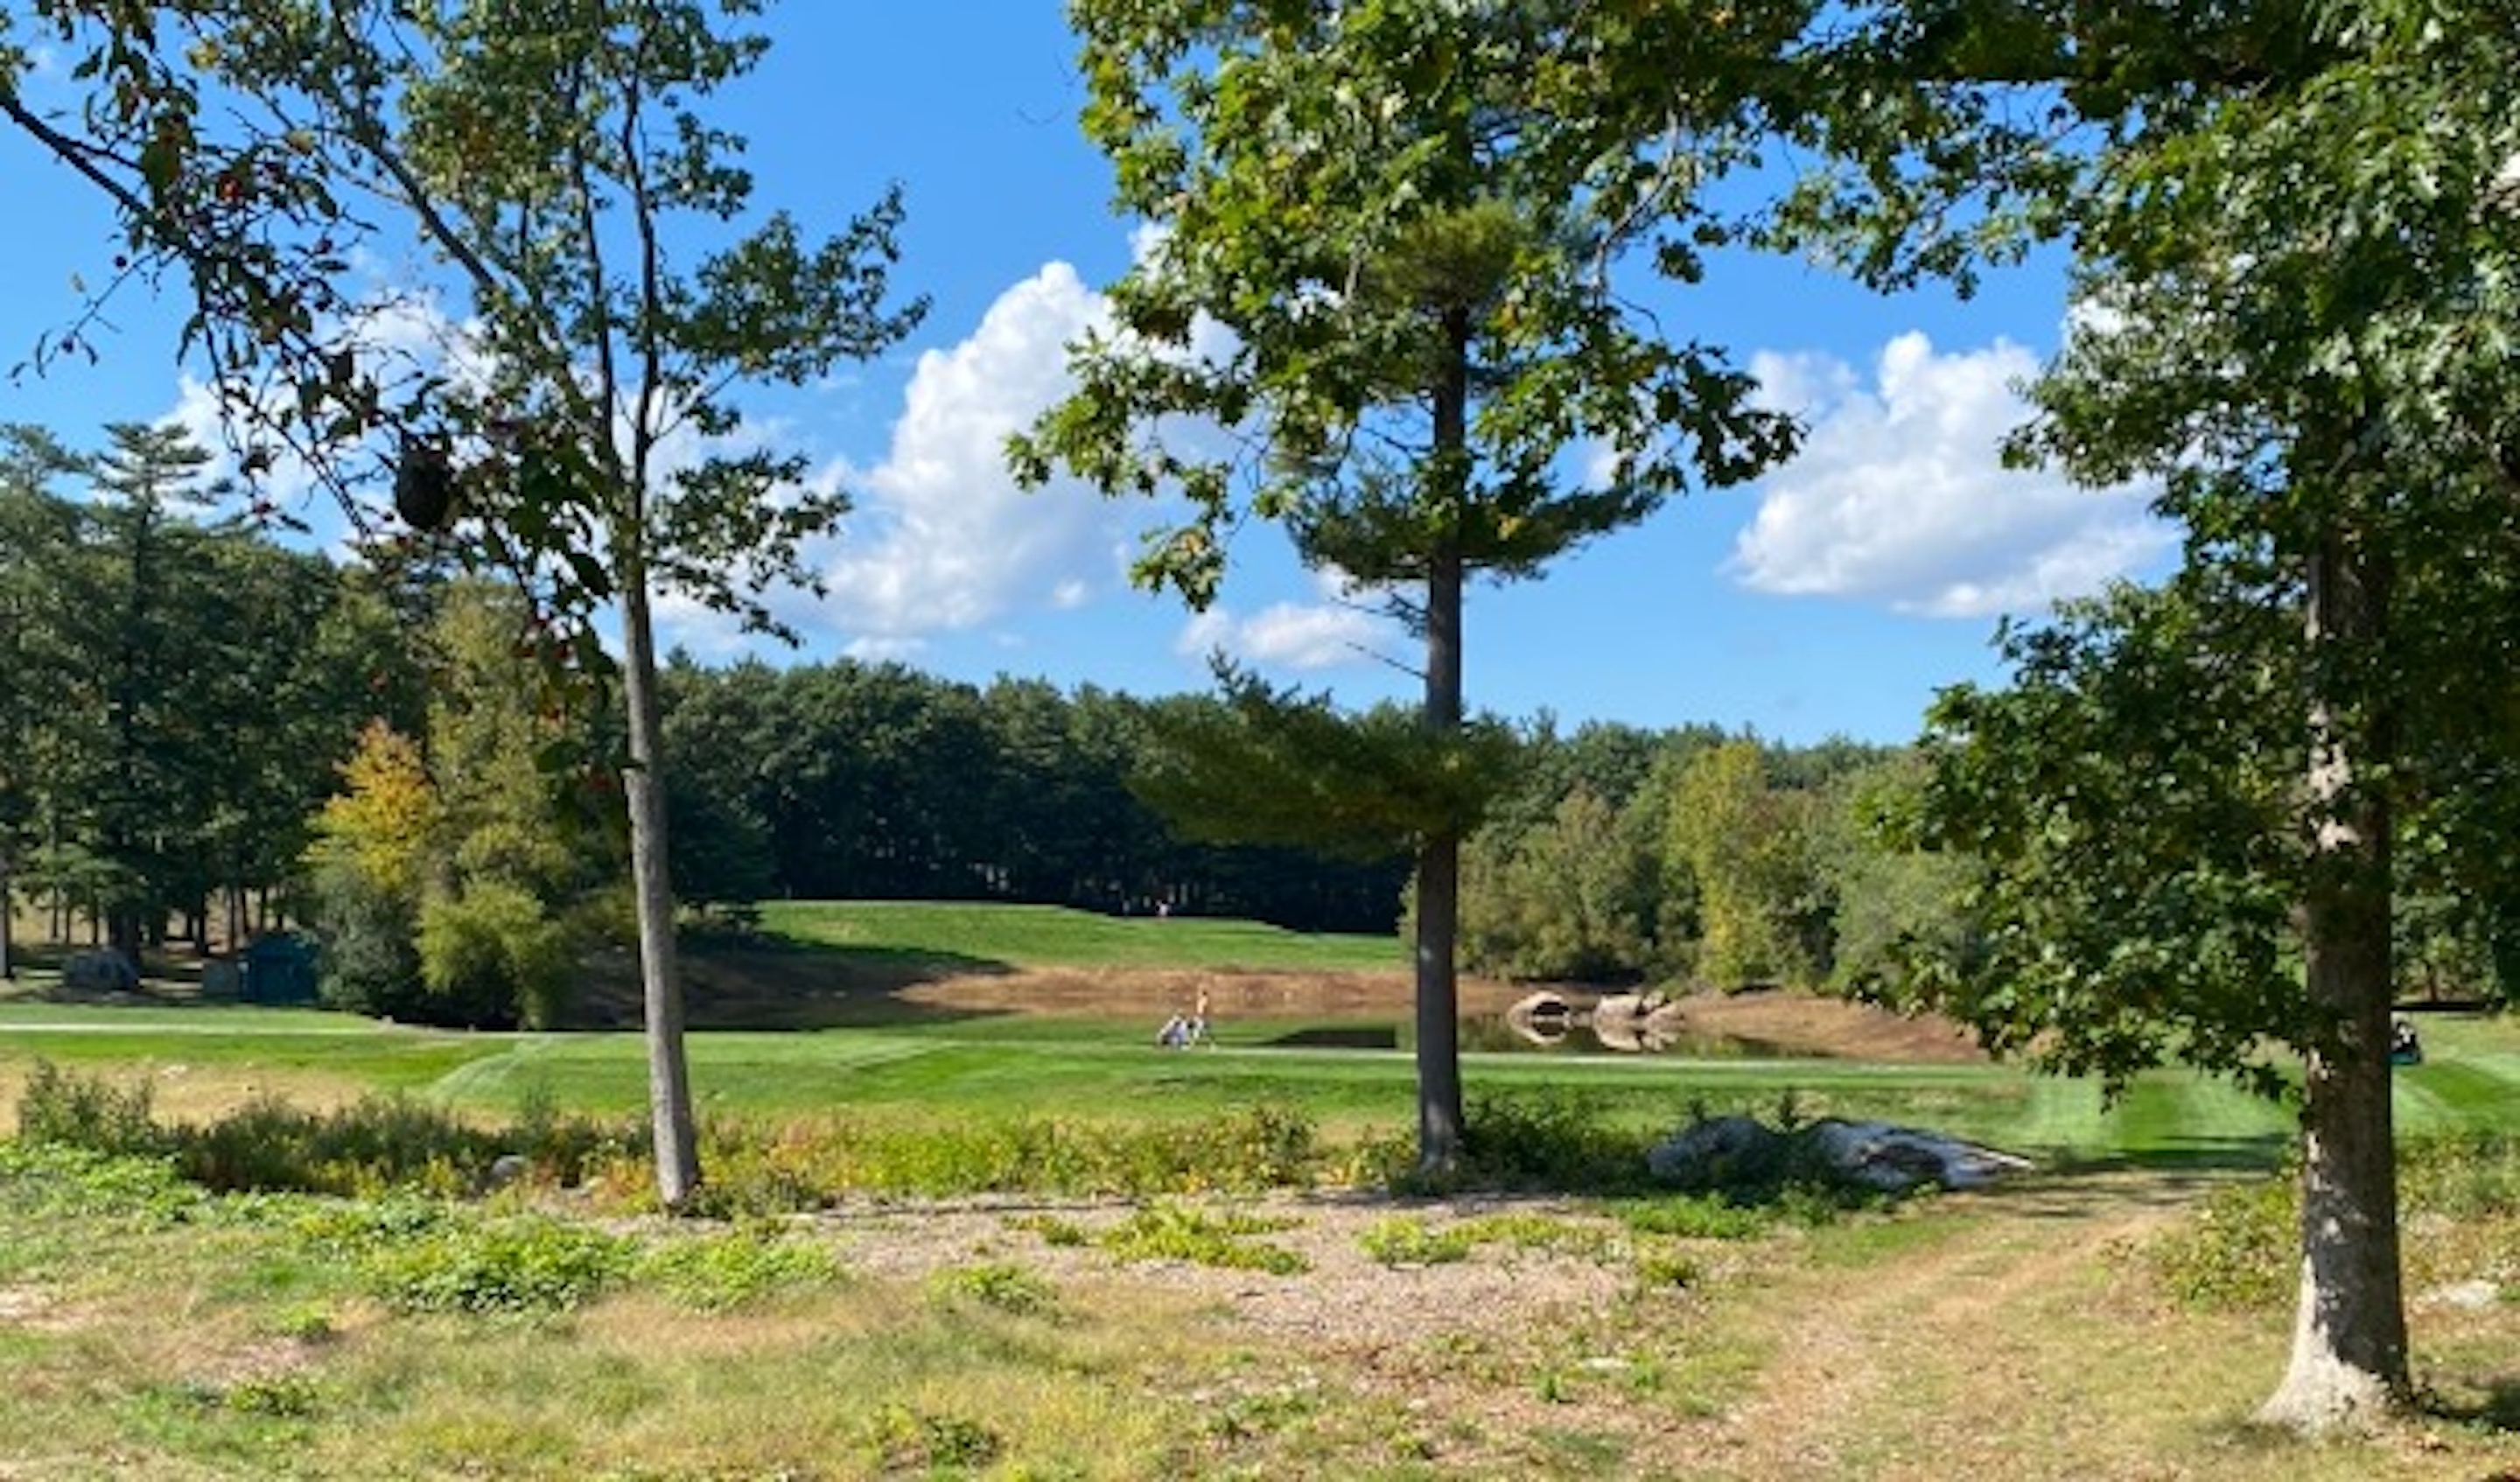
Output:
(680, 1101), (1331, 1214)
(2150, 1132), (2520, 1311)
(15, 1061), (634, 1199)
(15, 1063), (1933, 1218)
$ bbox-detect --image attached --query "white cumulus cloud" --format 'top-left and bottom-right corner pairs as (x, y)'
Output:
(1175, 570), (1401, 673)
(1731, 332), (2170, 619)
(808, 261), (1141, 651)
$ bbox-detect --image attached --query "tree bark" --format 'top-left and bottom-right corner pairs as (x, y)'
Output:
(1413, 305), (1473, 1174)
(619, 564), (702, 1211)
(1415, 543), (1466, 1172)
(2262, 532), (2408, 1433)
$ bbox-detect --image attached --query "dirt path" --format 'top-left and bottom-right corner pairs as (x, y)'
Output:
(1670, 1175), (2213, 1479)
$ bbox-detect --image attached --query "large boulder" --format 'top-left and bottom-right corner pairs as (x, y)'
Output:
(1645, 1114), (2032, 1194)
(1803, 1119), (2034, 1192)
(1645, 1114), (1788, 1190)
(62, 949), (139, 994)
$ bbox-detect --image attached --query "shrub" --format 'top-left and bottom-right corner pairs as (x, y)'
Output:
(1411, 1090), (1654, 1195)
(21, 1070), (635, 1200)
(361, 1215), (632, 1316)
(689, 1103), (1328, 1213)
(1100, 1202), (1310, 1274)
(1358, 1215), (1474, 1267)
(2149, 1171), (2295, 1311)
(0, 1140), (203, 1224)
(926, 1261), (1061, 1318)
(2142, 1136), (2510, 1313)
(637, 1225), (843, 1311)
(416, 882), (573, 1030)
(180, 1093), (484, 1197)
(2401, 1129), (2520, 1221)
(1614, 1192), (1775, 1242)
(15, 1060), (164, 1157)
(304, 861), (426, 1019)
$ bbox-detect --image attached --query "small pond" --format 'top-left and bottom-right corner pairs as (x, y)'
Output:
(1254, 991), (1818, 1059)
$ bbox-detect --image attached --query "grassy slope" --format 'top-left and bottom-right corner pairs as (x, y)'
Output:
(754, 898), (1404, 971)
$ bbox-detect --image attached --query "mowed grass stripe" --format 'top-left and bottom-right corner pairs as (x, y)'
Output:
(2394, 1059), (2519, 1134)
(2096, 1071), (2292, 1166)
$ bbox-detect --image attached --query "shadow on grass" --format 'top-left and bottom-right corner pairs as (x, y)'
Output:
(2049, 1130), (2295, 1177)
(574, 929), (1021, 1032)
(2423, 1374), (2520, 1434)
(1959, 1136), (2297, 1220)
(1265, 1024), (1400, 1051)
(7, 931), (1028, 1035)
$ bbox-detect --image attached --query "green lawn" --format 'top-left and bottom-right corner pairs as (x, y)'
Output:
(4, 900), (2512, 1169)
(4, 996), (2511, 1167)
(753, 898), (1405, 972)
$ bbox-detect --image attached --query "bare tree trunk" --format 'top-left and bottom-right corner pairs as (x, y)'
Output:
(2262, 533), (2408, 1433)
(0, 856), (13, 979)
(1413, 305), (1472, 1175)
(619, 564), (701, 1211)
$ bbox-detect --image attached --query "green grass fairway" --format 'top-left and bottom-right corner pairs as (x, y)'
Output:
(754, 898), (1404, 972)
(4, 996), (2511, 1168)
(4, 901), (2512, 1170)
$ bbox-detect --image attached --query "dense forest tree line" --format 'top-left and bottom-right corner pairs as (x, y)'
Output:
(656, 660), (1413, 933)
(0, 423), (417, 975)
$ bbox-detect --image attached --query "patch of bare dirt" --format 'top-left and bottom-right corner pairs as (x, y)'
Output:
(0, 1284), (87, 1334)
(1647, 988), (1988, 1065)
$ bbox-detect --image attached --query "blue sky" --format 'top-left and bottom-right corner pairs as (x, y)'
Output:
(0, 7), (2166, 744)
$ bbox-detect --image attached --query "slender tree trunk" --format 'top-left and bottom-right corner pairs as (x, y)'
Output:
(1415, 546), (1466, 1171)
(0, 856), (13, 979)
(2262, 532), (2408, 1433)
(1413, 305), (1473, 1174)
(618, 558), (702, 1211)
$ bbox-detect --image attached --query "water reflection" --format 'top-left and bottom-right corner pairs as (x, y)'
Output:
(1460, 989), (1799, 1057)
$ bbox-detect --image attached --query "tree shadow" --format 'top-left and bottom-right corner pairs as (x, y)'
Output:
(2052, 1132), (2295, 1177)
(572, 931), (1022, 1031)
(2421, 1373), (2520, 1434)
(1264, 1024), (1398, 1050)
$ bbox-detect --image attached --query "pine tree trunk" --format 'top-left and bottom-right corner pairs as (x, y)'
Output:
(619, 567), (702, 1211)
(2261, 533), (2408, 1433)
(1414, 543), (1466, 1172)
(1412, 305), (1472, 1174)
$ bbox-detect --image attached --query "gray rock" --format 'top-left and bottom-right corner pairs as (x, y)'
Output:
(1805, 1119), (2034, 1192)
(1646, 1115), (1785, 1188)
(1646, 1114), (2033, 1193)
(62, 949), (138, 993)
